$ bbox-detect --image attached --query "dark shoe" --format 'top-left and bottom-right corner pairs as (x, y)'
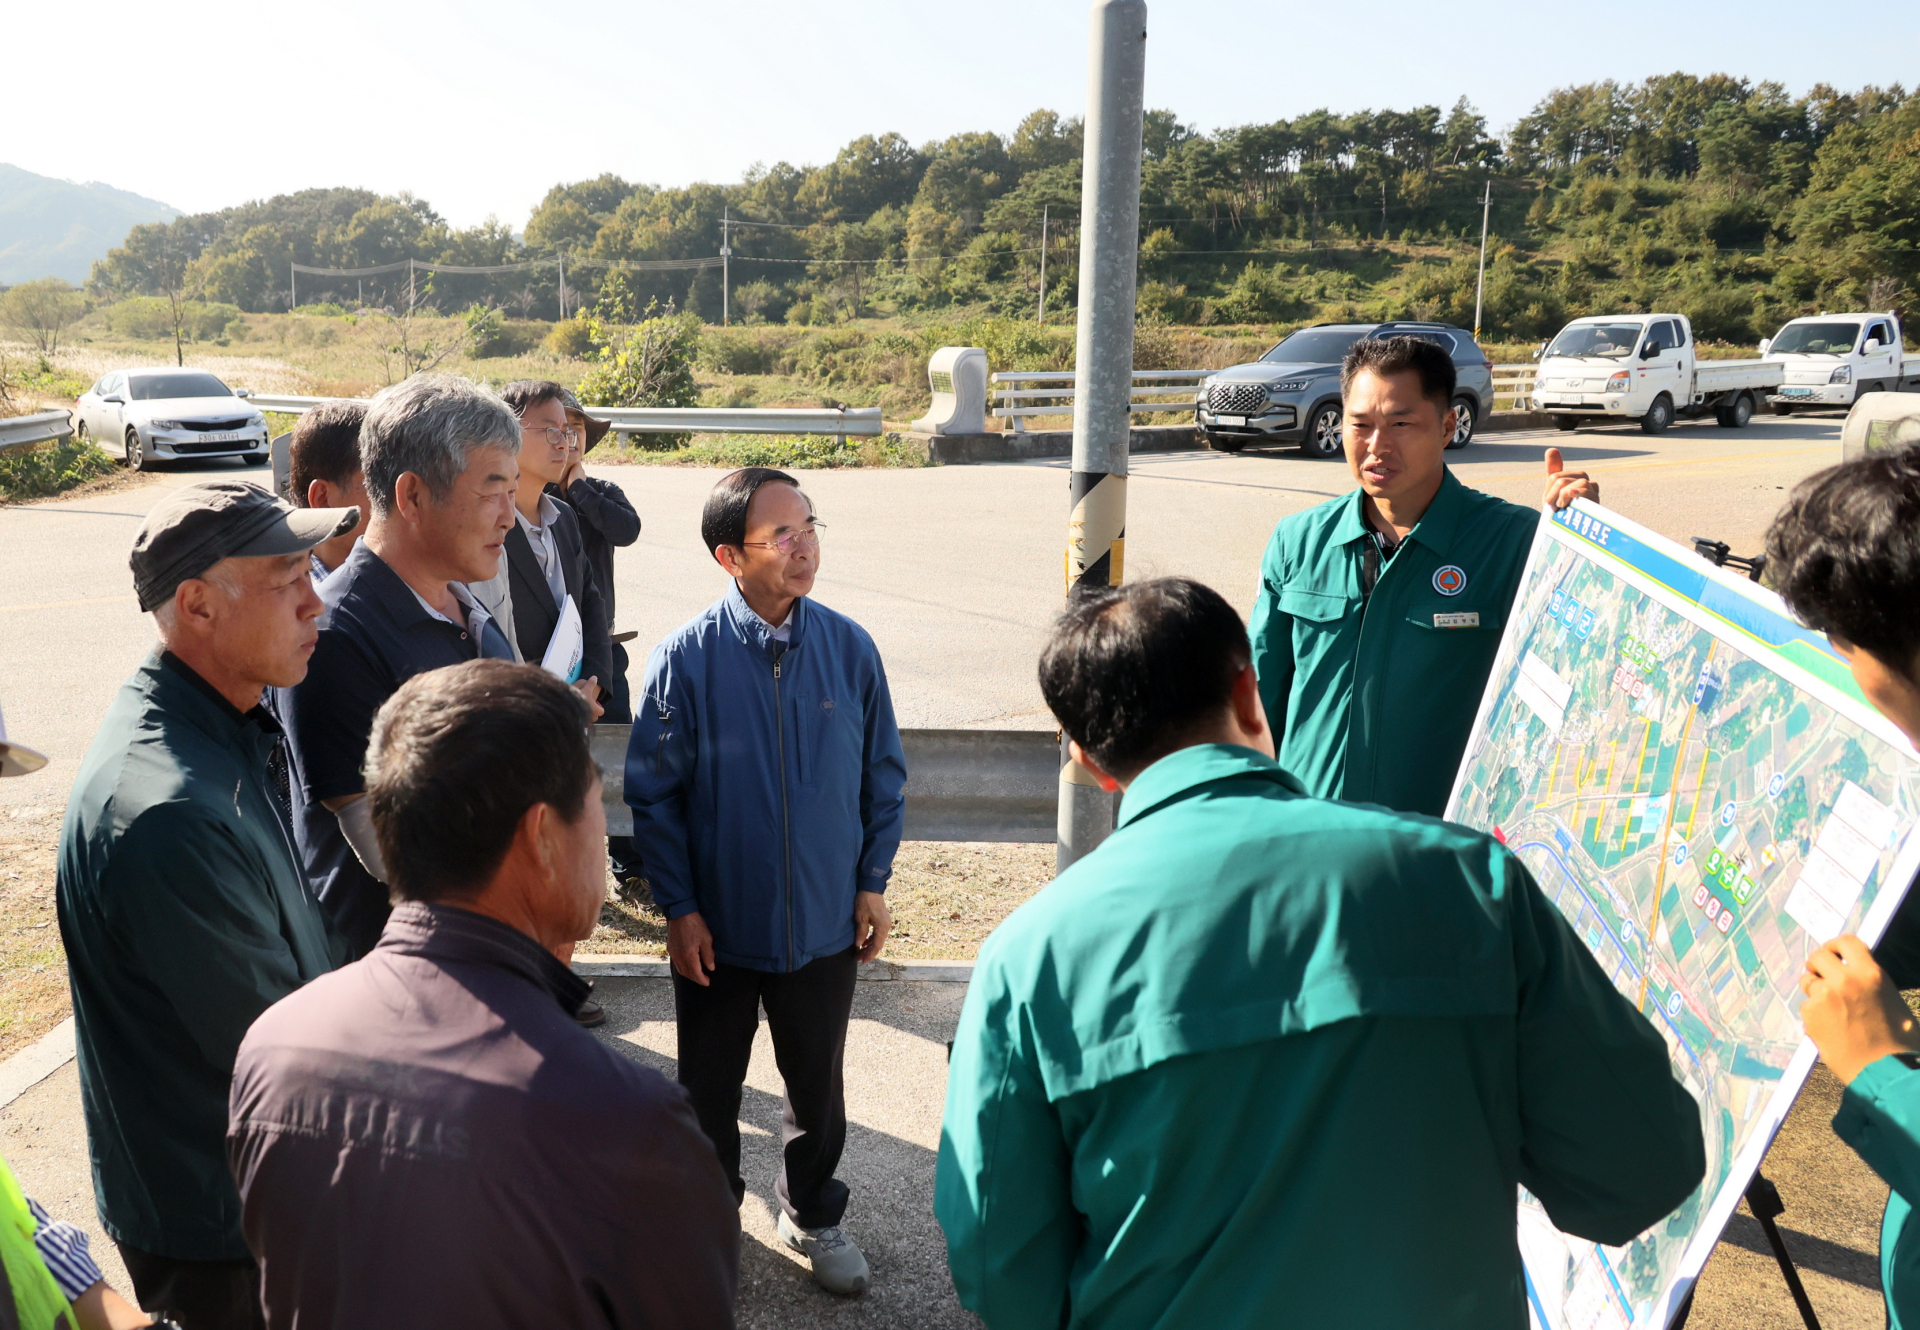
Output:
(575, 981), (606, 1028)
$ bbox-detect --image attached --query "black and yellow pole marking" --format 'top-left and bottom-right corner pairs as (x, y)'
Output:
(1065, 470), (1127, 594)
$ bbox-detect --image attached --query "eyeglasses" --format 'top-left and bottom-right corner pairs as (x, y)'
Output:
(740, 522), (825, 555)
(522, 425), (580, 448)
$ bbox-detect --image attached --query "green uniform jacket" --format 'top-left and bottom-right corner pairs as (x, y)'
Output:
(1250, 469), (1538, 817)
(935, 746), (1705, 1330)
(55, 653), (336, 1260)
(1834, 1054), (1920, 1328)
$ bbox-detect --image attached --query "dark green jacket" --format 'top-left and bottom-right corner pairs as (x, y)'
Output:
(1249, 469), (1538, 816)
(936, 745), (1705, 1330)
(1834, 1054), (1920, 1329)
(56, 653), (335, 1260)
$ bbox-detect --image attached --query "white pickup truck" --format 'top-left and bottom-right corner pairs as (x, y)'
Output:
(1761, 312), (1920, 413)
(1528, 313), (1782, 434)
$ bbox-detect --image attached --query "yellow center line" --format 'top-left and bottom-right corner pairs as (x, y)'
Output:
(0, 594), (136, 614)
(1469, 445), (1830, 483)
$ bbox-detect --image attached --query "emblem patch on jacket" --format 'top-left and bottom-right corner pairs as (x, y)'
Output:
(1433, 565), (1467, 596)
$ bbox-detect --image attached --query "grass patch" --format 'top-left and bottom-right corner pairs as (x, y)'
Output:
(599, 431), (930, 470)
(0, 437), (118, 503)
(0, 822), (69, 1061)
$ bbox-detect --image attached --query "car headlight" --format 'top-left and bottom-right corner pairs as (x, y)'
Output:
(149, 419), (184, 430)
(1829, 365), (1852, 384)
(248, 413), (266, 426)
(1606, 372), (1630, 392)
(1268, 380), (1312, 395)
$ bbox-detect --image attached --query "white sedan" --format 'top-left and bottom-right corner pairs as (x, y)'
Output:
(74, 368), (269, 471)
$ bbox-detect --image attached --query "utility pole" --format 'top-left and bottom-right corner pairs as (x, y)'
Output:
(1473, 179), (1491, 340)
(557, 250), (567, 321)
(720, 207), (733, 326)
(1058, 0), (1147, 872)
(1380, 179), (1388, 240)
(290, 263), (297, 312)
(1037, 203), (1049, 325)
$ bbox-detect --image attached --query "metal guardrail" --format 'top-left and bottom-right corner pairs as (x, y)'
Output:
(590, 724), (1061, 843)
(991, 369), (1207, 431)
(248, 394), (883, 439)
(0, 410), (74, 452)
(1491, 366), (1537, 412)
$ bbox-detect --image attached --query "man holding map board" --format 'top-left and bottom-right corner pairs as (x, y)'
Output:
(1768, 444), (1920, 1329)
(1250, 335), (1597, 817)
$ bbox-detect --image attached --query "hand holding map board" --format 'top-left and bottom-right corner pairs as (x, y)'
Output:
(1446, 497), (1920, 1330)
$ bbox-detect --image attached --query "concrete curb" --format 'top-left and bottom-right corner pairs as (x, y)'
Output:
(0, 1018), (75, 1111)
(908, 426), (1196, 465)
(573, 955), (975, 983)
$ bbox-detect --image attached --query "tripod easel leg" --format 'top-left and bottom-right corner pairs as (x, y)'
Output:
(1746, 1174), (1822, 1330)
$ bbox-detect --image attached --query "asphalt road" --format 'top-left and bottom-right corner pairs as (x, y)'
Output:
(0, 408), (1847, 817)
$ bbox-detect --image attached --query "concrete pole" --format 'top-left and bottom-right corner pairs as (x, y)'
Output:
(1057, 0), (1146, 872)
(1473, 180), (1490, 340)
(1037, 203), (1049, 325)
(721, 207), (731, 327)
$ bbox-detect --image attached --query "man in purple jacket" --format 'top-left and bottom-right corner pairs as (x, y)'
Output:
(229, 660), (739, 1328)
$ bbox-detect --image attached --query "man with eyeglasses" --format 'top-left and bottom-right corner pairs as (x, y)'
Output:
(625, 466), (907, 1296)
(499, 382), (611, 723)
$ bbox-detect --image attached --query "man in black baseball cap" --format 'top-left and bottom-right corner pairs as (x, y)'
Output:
(57, 479), (356, 1329)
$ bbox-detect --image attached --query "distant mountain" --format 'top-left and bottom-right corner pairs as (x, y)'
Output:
(0, 164), (178, 286)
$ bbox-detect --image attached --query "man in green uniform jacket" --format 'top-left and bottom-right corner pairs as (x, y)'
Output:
(57, 482), (354, 1328)
(1250, 335), (1595, 816)
(937, 576), (1706, 1330)
(1768, 445), (1920, 1329)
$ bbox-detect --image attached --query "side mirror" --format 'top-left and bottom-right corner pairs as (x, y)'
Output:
(104, 395), (125, 404)
(1640, 344), (1659, 360)
(235, 388), (253, 399)
(1758, 338), (1771, 355)
(1863, 338), (1882, 353)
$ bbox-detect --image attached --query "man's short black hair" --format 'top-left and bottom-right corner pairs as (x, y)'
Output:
(1341, 335), (1456, 413)
(1038, 577), (1252, 779)
(701, 467), (805, 554)
(288, 400), (367, 504)
(1766, 444), (1920, 671)
(499, 379), (567, 418)
(365, 660), (597, 903)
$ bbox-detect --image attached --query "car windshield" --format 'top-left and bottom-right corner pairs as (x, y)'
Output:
(1545, 323), (1645, 359)
(128, 372), (233, 401)
(1262, 329), (1364, 365)
(1769, 322), (1861, 355)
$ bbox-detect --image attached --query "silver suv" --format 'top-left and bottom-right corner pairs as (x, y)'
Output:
(1196, 322), (1495, 458)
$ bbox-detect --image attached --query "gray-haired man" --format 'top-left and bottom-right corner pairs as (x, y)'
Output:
(279, 373), (520, 959)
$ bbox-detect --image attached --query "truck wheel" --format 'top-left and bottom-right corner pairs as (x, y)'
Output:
(1552, 415), (1579, 432)
(1770, 400), (1794, 416)
(1300, 403), (1343, 459)
(1639, 394), (1674, 435)
(1728, 392), (1752, 428)
(1445, 396), (1476, 449)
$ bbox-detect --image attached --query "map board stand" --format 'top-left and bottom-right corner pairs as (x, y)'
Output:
(1668, 1173), (1821, 1330)
(1446, 497), (1920, 1329)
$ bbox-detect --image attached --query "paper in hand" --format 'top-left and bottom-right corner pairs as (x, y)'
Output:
(540, 594), (584, 684)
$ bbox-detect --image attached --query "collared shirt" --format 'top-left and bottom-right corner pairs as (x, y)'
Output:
(26, 1195), (103, 1301)
(936, 745), (1705, 1330)
(1249, 467), (1538, 817)
(230, 901), (740, 1329)
(515, 494), (567, 607)
(308, 552), (332, 586)
(406, 581), (514, 662)
(279, 541), (502, 959)
(56, 652), (336, 1260)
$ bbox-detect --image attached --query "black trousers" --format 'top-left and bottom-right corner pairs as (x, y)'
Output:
(673, 946), (857, 1230)
(118, 1244), (264, 1330)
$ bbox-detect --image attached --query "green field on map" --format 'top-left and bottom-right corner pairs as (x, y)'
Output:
(1446, 500), (1920, 1330)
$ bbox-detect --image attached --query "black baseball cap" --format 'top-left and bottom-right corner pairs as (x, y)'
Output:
(130, 480), (359, 612)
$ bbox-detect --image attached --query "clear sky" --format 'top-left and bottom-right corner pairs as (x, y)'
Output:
(10, 0), (1916, 230)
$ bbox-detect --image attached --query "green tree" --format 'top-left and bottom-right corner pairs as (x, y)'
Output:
(0, 278), (87, 354)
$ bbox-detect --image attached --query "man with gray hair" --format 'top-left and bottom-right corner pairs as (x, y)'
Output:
(58, 480), (357, 1327)
(279, 373), (520, 959)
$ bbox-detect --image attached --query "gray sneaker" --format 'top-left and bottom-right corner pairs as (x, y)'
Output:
(777, 1210), (870, 1295)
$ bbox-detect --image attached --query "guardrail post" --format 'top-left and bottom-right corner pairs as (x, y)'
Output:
(1058, 0), (1146, 872)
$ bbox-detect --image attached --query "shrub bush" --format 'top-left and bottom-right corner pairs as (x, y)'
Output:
(0, 438), (118, 502)
(545, 317), (595, 358)
(104, 298), (245, 341)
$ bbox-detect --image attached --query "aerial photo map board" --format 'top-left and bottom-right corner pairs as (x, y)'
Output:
(1446, 498), (1920, 1330)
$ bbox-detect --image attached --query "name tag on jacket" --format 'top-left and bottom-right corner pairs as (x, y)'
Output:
(1433, 611), (1481, 629)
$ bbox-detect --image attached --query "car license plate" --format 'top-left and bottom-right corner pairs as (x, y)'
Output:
(199, 431), (245, 443)
(1214, 415), (1246, 428)
(1780, 388), (1812, 398)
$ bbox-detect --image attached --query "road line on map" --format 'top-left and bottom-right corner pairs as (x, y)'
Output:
(0, 595), (136, 614)
(1636, 642), (1717, 1012)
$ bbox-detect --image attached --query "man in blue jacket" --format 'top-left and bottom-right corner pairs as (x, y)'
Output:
(626, 466), (906, 1297)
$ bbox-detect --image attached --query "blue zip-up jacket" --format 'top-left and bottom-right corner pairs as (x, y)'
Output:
(625, 585), (907, 973)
